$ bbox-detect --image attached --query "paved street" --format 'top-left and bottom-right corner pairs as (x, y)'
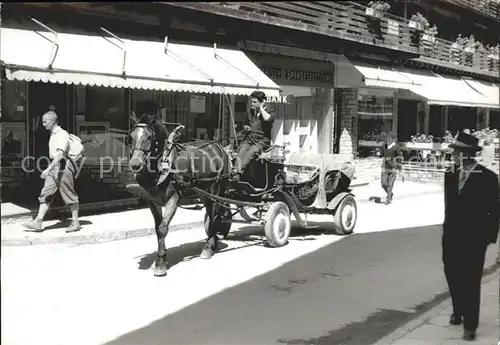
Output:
(2, 192), (498, 345)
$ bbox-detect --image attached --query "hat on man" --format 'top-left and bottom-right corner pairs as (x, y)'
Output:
(449, 131), (482, 151)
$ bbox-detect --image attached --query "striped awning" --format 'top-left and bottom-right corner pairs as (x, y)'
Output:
(352, 62), (497, 108)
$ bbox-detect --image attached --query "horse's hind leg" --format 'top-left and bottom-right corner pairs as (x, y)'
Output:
(200, 183), (226, 260)
(153, 182), (180, 277)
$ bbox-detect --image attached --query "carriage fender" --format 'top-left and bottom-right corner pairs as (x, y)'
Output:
(273, 191), (303, 223)
(327, 192), (354, 210)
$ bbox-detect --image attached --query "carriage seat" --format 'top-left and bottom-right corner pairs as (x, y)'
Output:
(258, 145), (284, 162)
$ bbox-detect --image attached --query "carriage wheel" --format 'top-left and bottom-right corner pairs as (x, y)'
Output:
(204, 207), (232, 240)
(264, 201), (291, 247)
(333, 195), (357, 235)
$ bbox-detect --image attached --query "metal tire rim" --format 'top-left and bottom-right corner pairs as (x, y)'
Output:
(273, 211), (290, 239)
(341, 203), (356, 232)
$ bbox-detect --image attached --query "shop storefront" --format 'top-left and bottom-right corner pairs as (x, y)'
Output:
(0, 26), (280, 206)
(240, 41), (338, 155)
(337, 60), (499, 157)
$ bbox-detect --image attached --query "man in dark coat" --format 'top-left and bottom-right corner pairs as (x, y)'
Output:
(442, 131), (500, 341)
(379, 132), (402, 205)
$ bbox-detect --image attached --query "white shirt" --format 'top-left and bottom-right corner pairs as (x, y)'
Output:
(48, 126), (70, 160)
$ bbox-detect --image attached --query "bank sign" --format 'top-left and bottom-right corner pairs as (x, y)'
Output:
(261, 67), (334, 84)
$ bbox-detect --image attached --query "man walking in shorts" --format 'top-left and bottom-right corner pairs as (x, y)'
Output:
(22, 109), (82, 233)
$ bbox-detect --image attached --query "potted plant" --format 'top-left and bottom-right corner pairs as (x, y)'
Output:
(365, 1), (390, 19)
(442, 131), (455, 144)
(464, 34), (480, 54)
(359, 130), (386, 147)
(472, 127), (499, 145)
(407, 134), (438, 150)
(487, 44), (499, 60)
(422, 25), (438, 43)
(409, 13), (429, 32)
(452, 34), (467, 50)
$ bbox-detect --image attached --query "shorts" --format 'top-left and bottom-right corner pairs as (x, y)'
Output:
(38, 159), (80, 205)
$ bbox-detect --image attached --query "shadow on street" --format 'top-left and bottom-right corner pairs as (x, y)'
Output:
(104, 223), (478, 345)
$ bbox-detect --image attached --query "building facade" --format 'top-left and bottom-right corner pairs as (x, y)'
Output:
(1, 1), (499, 209)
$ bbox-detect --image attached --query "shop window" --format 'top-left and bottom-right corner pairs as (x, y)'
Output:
(131, 90), (195, 139)
(74, 86), (127, 162)
(489, 110), (500, 131)
(397, 99), (418, 142)
(447, 106), (477, 134)
(1, 80), (27, 166)
(358, 96), (394, 141)
(429, 105), (444, 137)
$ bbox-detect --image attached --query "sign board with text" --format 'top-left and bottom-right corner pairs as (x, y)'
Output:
(190, 95), (206, 113)
(261, 67), (334, 84)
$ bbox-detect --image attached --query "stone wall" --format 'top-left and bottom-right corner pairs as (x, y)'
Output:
(337, 88), (358, 158)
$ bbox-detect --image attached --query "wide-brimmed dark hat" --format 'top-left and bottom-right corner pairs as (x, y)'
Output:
(449, 131), (482, 151)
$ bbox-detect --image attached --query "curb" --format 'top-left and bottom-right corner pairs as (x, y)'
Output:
(1, 220), (205, 247)
(1, 197), (140, 225)
(1, 187), (443, 247)
(373, 264), (500, 345)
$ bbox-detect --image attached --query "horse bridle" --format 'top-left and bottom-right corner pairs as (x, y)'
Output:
(128, 123), (185, 168)
(128, 123), (164, 161)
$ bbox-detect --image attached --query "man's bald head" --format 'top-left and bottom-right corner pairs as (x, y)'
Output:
(42, 110), (59, 131)
(43, 110), (58, 122)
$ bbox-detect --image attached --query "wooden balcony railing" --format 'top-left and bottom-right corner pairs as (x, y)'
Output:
(442, 0), (500, 20)
(168, 2), (500, 77)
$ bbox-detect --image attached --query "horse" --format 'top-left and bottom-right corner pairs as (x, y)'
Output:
(128, 115), (232, 277)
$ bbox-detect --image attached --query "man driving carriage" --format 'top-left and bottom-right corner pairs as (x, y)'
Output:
(231, 90), (275, 182)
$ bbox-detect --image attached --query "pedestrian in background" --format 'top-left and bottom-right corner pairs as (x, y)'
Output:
(442, 131), (500, 341)
(22, 109), (84, 233)
(379, 132), (402, 205)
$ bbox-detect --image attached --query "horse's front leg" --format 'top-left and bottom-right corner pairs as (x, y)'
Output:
(153, 182), (180, 277)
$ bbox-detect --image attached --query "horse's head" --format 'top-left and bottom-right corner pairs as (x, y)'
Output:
(128, 114), (168, 173)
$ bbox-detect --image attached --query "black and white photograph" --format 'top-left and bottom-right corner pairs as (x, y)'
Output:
(1, 1), (499, 345)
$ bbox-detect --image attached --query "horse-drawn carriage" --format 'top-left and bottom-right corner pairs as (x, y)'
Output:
(195, 145), (358, 247)
(128, 120), (358, 276)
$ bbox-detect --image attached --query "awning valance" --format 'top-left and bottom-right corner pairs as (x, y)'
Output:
(0, 28), (282, 99)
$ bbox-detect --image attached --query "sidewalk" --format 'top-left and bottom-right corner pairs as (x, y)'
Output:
(1, 181), (443, 246)
(375, 268), (499, 345)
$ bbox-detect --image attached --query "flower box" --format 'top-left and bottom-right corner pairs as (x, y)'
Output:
(408, 21), (424, 31)
(365, 7), (382, 19)
(339, 10), (349, 17)
(488, 54), (500, 60)
(422, 33), (435, 43)
(464, 46), (476, 54)
(359, 140), (383, 147)
(406, 142), (450, 150)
